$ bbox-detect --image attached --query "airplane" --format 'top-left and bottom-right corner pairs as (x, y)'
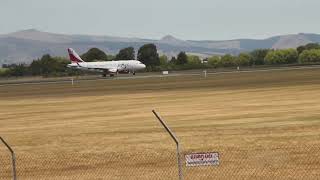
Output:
(67, 48), (146, 77)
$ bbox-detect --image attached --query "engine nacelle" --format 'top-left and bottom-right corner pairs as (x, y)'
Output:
(118, 70), (130, 74)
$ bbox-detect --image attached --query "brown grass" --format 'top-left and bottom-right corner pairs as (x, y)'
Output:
(0, 69), (320, 179)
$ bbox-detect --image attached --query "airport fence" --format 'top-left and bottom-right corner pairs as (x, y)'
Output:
(0, 150), (179, 180)
(1, 143), (320, 180)
(1, 113), (320, 180)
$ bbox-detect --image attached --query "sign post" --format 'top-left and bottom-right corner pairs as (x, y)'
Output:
(203, 70), (207, 78)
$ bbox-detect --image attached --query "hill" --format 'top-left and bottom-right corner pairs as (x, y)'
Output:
(1, 29), (320, 65)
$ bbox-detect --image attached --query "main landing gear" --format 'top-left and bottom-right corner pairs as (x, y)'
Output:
(102, 73), (115, 77)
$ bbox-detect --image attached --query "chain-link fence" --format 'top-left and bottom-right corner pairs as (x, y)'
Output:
(182, 144), (320, 180)
(1, 144), (320, 180)
(0, 150), (11, 180)
(1, 149), (178, 180)
(1, 121), (320, 180)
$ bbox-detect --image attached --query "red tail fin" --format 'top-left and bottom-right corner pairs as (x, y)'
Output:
(68, 48), (84, 63)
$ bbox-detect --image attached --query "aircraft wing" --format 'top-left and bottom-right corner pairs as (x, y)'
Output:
(92, 68), (117, 73)
(74, 63), (118, 74)
(78, 65), (117, 73)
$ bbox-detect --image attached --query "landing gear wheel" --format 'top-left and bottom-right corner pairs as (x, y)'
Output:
(133, 72), (136, 75)
(110, 74), (115, 77)
(102, 74), (107, 77)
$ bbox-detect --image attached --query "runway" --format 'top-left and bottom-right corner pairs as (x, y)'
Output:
(0, 65), (320, 87)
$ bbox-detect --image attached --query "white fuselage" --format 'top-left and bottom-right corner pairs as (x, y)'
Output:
(67, 60), (146, 74)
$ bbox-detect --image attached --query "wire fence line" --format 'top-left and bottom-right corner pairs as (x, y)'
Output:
(183, 145), (320, 180)
(0, 137), (16, 180)
(1, 144), (320, 180)
(1, 110), (320, 180)
(1, 150), (178, 180)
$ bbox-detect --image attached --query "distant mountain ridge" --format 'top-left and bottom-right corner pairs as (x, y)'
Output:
(1, 29), (320, 65)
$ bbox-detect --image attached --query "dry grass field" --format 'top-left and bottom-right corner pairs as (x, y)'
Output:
(0, 69), (320, 180)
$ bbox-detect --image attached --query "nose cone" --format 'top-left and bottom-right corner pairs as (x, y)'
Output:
(137, 62), (146, 69)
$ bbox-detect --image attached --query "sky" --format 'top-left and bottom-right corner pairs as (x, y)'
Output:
(0, 0), (319, 40)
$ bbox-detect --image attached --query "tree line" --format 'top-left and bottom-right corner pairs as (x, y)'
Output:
(1, 43), (320, 77)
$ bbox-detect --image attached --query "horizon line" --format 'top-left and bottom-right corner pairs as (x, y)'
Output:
(2, 28), (320, 42)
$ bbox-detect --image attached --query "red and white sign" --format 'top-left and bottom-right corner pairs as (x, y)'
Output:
(185, 152), (219, 167)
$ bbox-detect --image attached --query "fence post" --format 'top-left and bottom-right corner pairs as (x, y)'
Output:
(0, 137), (17, 180)
(152, 110), (184, 180)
